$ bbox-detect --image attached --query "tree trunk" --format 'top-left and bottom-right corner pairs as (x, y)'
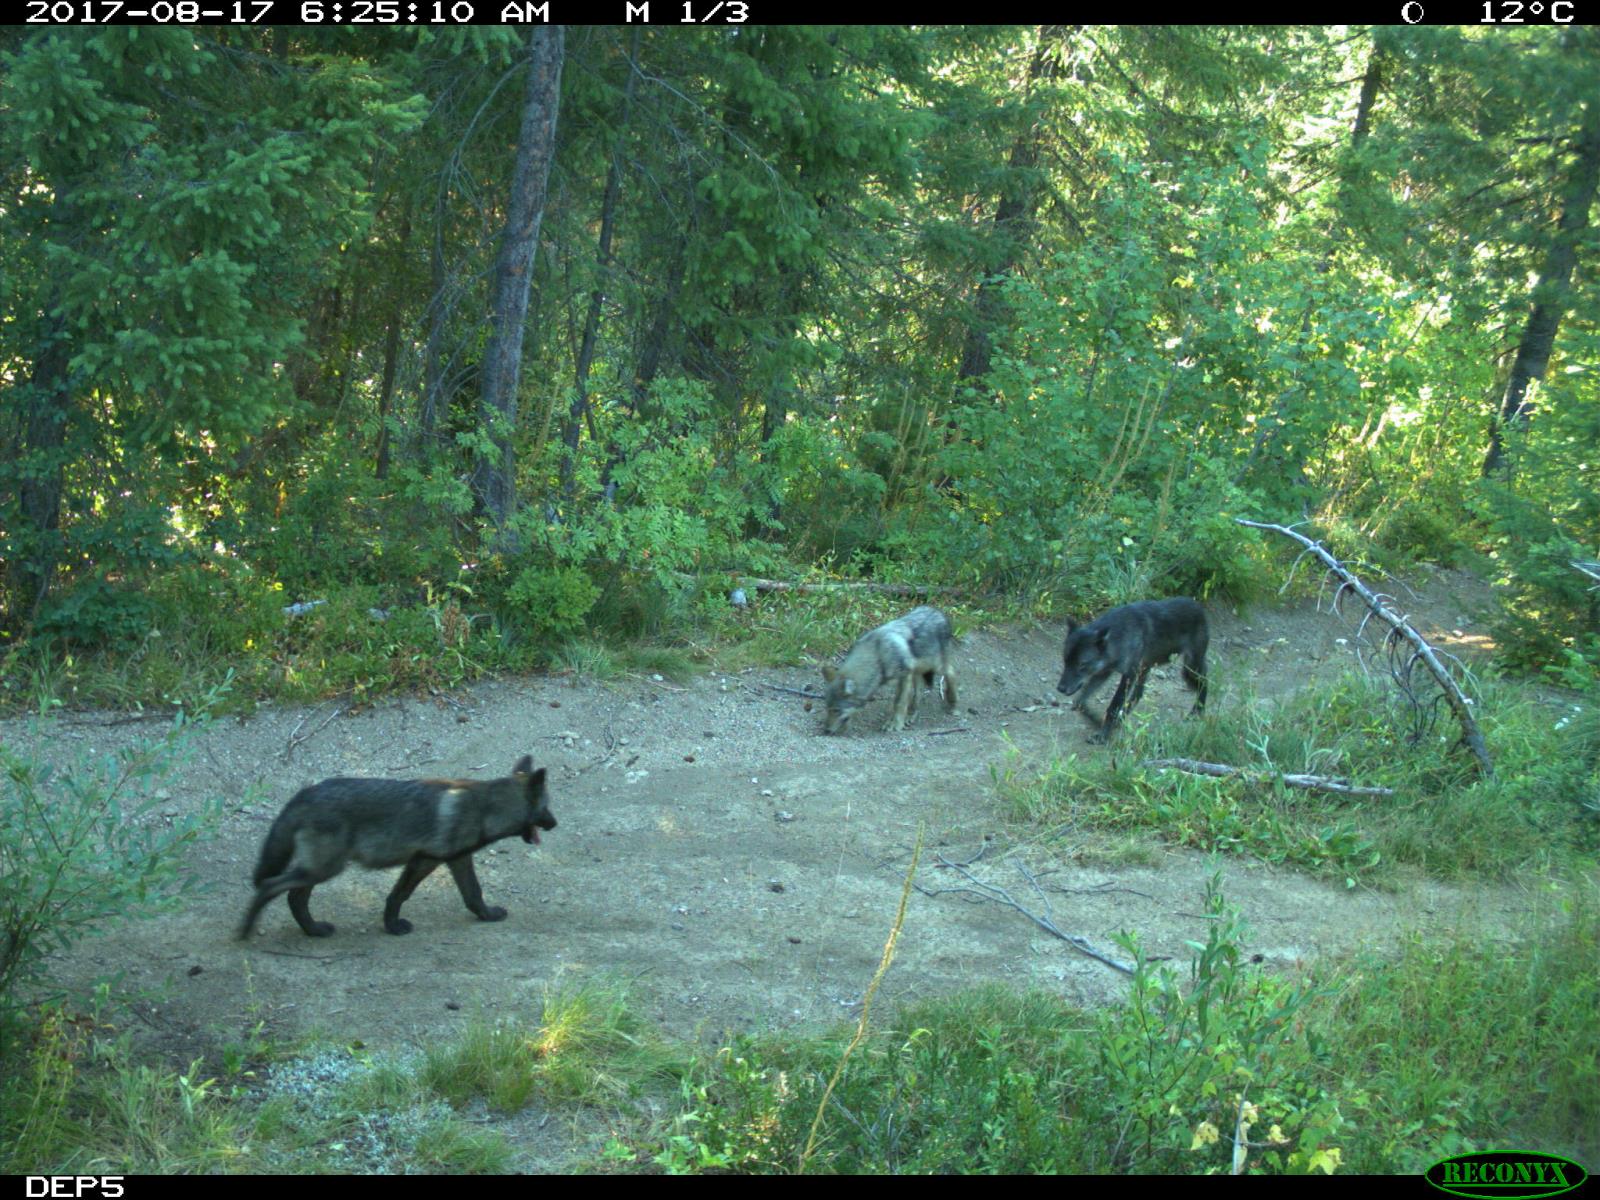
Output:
(375, 203), (413, 481)
(1482, 100), (1600, 477)
(14, 319), (72, 623)
(562, 29), (638, 507)
(471, 26), (565, 549)
(954, 25), (1066, 392)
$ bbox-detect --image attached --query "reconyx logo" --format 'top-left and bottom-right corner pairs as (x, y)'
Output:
(1426, 1151), (1588, 1199)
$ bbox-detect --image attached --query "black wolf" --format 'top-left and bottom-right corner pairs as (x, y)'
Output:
(1056, 599), (1208, 742)
(822, 606), (958, 734)
(238, 755), (556, 939)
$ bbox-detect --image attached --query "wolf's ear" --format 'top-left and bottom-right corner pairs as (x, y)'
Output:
(822, 664), (838, 682)
(1096, 629), (1111, 648)
(513, 754), (534, 776)
(527, 767), (546, 790)
(1065, 617), (1078, 635)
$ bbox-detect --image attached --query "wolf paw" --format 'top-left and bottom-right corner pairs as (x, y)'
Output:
(305, 921), (336, 938)
(1087, 730), (1111, 745)
(384, 917), (414, 935)
(477, 906), (508, 922)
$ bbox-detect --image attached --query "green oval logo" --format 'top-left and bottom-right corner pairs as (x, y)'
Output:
(1425, 1151), (1588, 1199)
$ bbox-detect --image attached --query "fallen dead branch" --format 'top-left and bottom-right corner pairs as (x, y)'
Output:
(1572, 560), (1600, 588)
(911, 846), (1135, 976)
(1142, 757), (1396, 797)
(740, 577), (940, 598)
(1238, 518), (1493, 777)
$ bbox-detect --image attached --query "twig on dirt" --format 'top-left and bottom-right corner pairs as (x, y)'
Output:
(1141, 757), (1396, 797)
(759, 682), (824, 699)
(929, 841), (992, 870)
(1238, 518), (1493, 777)
(251, 947), (370, 962)
(1038, 879), (1157, 902)
(282, 700), (347, 763)
(926, 726), (971, 736)
(912, 848), (1135, 976)
(67, 710), (174, 729)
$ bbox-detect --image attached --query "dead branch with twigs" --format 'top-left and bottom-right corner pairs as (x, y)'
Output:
(905, 844), (1135, 976)
(1141, 757), (1395, 797)
(282, 699), (347, 763)
(1572, 560), (1600, 588)
(1238, 518), (1493, 777)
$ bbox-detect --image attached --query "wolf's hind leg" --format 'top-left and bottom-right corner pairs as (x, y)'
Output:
(285, 887), (336, 937)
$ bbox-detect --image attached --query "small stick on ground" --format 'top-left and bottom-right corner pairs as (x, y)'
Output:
(760, 682), (824, 699)
(1141, 757), (1396, 797)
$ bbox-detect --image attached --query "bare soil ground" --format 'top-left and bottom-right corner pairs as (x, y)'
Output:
(5, 567), (1543, 1164)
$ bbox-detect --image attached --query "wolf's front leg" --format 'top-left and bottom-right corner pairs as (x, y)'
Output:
(448, 854), (508, 923)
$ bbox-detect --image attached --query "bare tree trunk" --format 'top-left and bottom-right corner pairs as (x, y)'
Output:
(1482, 100), (1600, 477)
(375, 204), (412, 481)
(955, 26), (1066, 392)
(561, 29), (638, 506)
(14, 319), (72, 623)
(471, 26), (565, 549)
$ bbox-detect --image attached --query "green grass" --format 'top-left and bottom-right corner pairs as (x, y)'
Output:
(608, 880), (1598, 1174)
(421, 979), (693, 1112)
(999, 673), (1598, 885)
(5, 885), (1593, 1176)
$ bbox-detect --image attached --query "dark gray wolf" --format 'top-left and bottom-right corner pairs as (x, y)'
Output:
(1056, 598), (1208, 742)
(822, 606), (957, 734)
(238, 755), (556, 939)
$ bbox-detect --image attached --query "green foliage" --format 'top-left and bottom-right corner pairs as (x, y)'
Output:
(33, 581), (156, 650)
(504, 565), (601, 644)
(1481, 485), (1600, 677)
(0, 694), (226, 1012)
(1313, 894), (1599, 1170)
(1003, 672), (1594, 884)
(1094, 876), (1338, 1174)
(619, 879), (1343, 1174)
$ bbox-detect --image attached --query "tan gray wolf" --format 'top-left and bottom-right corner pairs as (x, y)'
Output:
(822, 605), (958, 734)
(1056, 598), (1208, 743)
(237, 755), (556, 939)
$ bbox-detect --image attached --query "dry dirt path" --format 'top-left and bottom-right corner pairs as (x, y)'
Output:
(9, 568), (1532, 1070)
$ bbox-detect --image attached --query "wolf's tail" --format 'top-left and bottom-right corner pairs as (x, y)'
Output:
(252, 790), (311, 885)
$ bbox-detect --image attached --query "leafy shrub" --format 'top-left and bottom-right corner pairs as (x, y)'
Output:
(503, 565), (601, 643)
(34, 581), (156, 649)
(0, 693), (225, 1012)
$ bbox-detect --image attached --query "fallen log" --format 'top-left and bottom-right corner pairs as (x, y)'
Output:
(1141, 757), (1396, 797)
(739, 577), (939, 598)
(1237, 518), (1493, 777)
